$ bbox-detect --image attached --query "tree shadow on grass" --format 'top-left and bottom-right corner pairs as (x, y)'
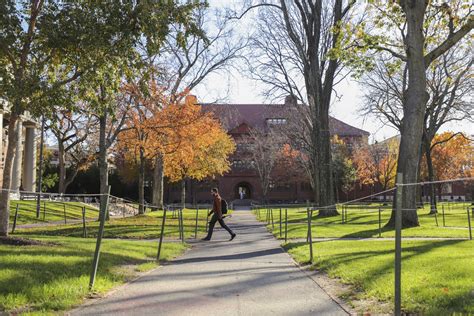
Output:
(283, 239), (471, 313)
(0, 238), (178, 313)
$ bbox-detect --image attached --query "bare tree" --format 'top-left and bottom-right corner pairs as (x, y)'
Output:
(360, 42), (473, 218)
(48, 107), (98, 194)
(244, 127), (284, 204)
(239, 0), (357, 215)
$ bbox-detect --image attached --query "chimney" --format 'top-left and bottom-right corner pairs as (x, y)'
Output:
(284, 95), (297, 107)
(185, 94), (198, 105)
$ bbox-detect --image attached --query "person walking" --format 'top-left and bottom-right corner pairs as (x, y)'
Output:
(202, 188), (236, 241)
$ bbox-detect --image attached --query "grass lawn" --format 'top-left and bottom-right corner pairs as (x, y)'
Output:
(284, 239), (474, 314)
(0, 236), (186, 315)
(9, 200), (99, 225)
(255, 202), (473, 239)
(16, 208), (220, 240)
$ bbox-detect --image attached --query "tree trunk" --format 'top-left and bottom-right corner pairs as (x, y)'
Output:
(425, 142), (437, 214)
(181, 179), (186, 209)
(318, 113), (337, 216)
(308, 94), (320, 207)
(98, 113), (109, 222)
(138, 147), (145, 214)
(152, 154), (164, 209)
(58, 140), (66, 194)
(0, 114), (20, 236)
(387, 1), (428, 228)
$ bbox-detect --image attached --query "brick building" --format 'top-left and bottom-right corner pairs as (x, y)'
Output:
(164, 99), (370, 205)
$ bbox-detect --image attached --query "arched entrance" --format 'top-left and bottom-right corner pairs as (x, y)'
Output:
(235, 182), (252, 200)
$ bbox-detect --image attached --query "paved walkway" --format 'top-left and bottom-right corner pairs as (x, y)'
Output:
(72, 209), (347, 316)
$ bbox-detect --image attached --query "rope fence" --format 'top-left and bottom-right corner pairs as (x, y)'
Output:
(3, 175), (473, 313)
(252, 176), (473, 316)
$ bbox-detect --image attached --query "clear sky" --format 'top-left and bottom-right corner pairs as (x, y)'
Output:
(193, 0), (473, 143)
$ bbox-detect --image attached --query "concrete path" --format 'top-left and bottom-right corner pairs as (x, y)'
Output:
(72, 209), (347, 316)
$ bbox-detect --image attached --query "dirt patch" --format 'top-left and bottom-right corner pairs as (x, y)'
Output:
(304, 267), (392, 315)
(0, 236), (55, 246)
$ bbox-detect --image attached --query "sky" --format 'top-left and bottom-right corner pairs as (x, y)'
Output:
(193, 0), (473, 143)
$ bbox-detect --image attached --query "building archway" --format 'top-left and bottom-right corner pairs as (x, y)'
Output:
(235, 182), (252, 200)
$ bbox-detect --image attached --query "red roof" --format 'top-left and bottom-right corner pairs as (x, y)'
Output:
(201, 103), (369, 137)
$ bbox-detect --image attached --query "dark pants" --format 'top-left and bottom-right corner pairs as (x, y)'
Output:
(205, 214), (234, 239)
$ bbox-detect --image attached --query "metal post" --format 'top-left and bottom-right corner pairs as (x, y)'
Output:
(11, 204), (19, 234)
(43, 201), (46, 220)
(194, 208), (199, 239)
(467, 207), (472, 240)
(341, 205), (344, 224)
(206, 209), (210, 232)
(279, 208), (282, 238)
(306, 208), (310, 243)
(35, 115), (45, 219)
(285, 209), (288, 243)
(63, 203), (67, 224)
(271, 209), (274, 230)
(442, 204), (445, 227)
(89, 186), (111, 290)
(82, 206), (87, 238)
(394, 173), (403, 316)
(157, 207), (167, 261)
(307, 209), (313, 264)
(180, 208), (184, 242)
(378, 207), (382, 238)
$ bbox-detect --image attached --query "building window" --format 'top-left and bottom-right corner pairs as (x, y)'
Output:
(236, 143), (251, 152)
(266, 118), (287, 125)
(232, 160), (244, 168)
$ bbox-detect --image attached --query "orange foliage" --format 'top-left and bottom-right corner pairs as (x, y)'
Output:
(117, 82), (235, 183)
(163, 96), (235, 182)
(273, 143), (308, 182)
(422, 132), (474, 180)
(352, 138), (398, 189)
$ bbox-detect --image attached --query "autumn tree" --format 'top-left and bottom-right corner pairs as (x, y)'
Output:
(163, 97), (235, 207)
(352, 138), (398, 202)
(352, 1), (474, 227)
(147, 6), (244, 208)
(421, 132), (474, 194)
(117, 85), (195, 212)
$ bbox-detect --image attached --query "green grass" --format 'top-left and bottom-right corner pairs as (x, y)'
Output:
(284, 239), (474, 314)
(16, 208), (221, 239)
(9, 200), (99, 225)
(255, 202), (473, 239)
(0, 236), (186, 314)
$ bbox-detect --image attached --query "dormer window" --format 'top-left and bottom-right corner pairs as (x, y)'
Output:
(266, 118), (287, 125)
